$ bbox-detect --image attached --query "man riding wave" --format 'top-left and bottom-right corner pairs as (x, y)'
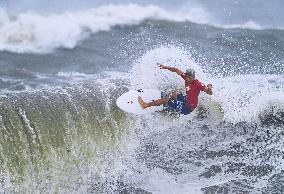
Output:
(138, 63), (213, 115)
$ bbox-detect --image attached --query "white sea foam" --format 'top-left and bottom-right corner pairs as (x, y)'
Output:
(129, 46), (284, 124)
(129, 45), (207, 91)
(213, 74), (284, 123)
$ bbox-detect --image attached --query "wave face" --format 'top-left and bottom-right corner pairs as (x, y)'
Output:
(0, 79), (133, 193)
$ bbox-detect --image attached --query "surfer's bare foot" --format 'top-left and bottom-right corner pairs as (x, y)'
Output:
(138, 96), (147, 109)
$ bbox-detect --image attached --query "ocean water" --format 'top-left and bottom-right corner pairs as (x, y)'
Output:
(0, 0), (283, 193)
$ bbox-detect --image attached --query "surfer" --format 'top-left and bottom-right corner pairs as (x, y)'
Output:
(138, 63), (213, 115)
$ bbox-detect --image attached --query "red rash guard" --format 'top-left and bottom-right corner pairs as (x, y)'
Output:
(180, 72), (206, 109)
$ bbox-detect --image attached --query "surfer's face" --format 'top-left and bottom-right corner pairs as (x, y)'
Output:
(186, 75), (195, 83)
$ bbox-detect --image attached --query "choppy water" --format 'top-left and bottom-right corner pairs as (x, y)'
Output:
(0, 0), (283, 193)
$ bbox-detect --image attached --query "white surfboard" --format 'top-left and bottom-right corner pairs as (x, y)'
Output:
(116, 89), (164, 115)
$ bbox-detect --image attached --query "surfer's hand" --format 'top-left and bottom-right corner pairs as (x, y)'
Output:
(205, 84), (213, 95)
(207, 84), (213, 89)
(158, 63), (166, 69)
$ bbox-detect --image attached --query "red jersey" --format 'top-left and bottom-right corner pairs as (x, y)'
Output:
(180, 73), (206, 109)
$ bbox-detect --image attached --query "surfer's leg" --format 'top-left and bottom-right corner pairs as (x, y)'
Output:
(167, 93), (192, 114)
(138, 96), (168, 109)
(138, 91), (179, 109)
(168, 91), (178, 100)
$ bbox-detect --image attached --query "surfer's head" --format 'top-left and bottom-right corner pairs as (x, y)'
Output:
(186, 68), (195, 77)
(185, 68), (195, 82)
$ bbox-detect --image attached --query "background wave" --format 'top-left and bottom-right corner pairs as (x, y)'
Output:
(2, 0), (284, 30)
(0, 4), (210, 53)
(1, 1), (284, 53)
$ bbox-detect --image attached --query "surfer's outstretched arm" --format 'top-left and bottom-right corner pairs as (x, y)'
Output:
(157, 63), (183, 75)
